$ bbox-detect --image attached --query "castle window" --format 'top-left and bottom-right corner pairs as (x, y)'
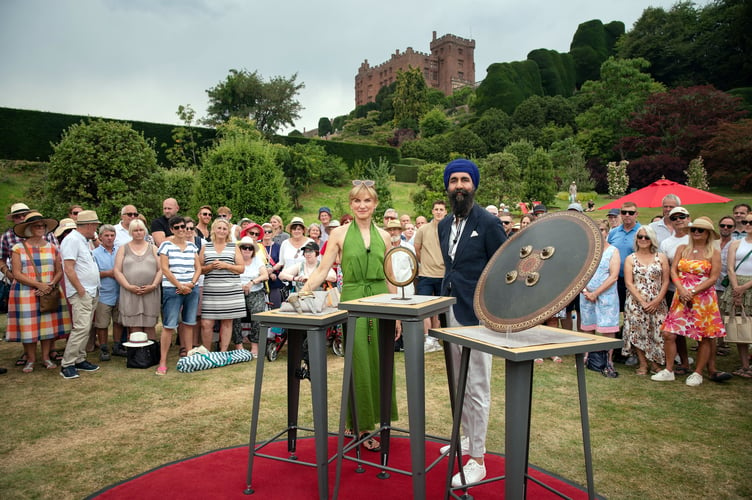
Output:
(458, 59), (463, 69)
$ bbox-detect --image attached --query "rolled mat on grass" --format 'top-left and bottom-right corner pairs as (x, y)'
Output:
(87, 436), (602, 499)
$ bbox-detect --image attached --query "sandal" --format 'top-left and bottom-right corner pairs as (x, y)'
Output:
(43, 359), (57, 370)
(179, 347), (188, 358)
(551, 356), (562, 363)
(635, 368), (648, 376)
(50, 351), (62, 362)
(674, 365), (691, 376)
(709, 371), (732, 382)
(15, 354), (28, 366)
(534, 358), (544, 365)
(733, 367), (752, 379)
(360, 433), (380, 452)
(155, 366), (168, 376)
(22, 361), (34, 373)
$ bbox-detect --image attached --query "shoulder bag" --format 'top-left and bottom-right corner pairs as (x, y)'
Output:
(721, 246), (752, 288)
(23, 242), (60, 313)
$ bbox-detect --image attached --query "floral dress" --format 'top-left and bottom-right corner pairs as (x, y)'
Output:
(622, 253), (666, 363)
(663, 259), (726, 340)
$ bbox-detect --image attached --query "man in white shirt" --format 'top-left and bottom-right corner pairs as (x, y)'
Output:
(60, 210), (102, 379)
(648, 194), (681, 244)
(114, 204), (139, 247)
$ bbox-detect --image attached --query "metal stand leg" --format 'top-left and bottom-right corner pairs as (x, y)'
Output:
(244, 334), (267, 494)
(307, 327), (329, 500)
(445, 346), (471, 500)
(333, 316), (358, 500)
(377, 318), (395, 479)
(286, 329), (303, 459)
(575, 352), (596, 500)
(403, 319), (427, 498)
(504, 359), (534, 499)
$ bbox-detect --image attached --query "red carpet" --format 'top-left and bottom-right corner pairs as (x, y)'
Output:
(88, 437), (599, 499)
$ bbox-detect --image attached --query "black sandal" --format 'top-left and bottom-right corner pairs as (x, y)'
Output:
(15, 354), (27, 366)
(179, 347), (188, 358)
(674, 365), (691, 375)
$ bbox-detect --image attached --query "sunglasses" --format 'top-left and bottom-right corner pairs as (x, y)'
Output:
(352, 179), (375, 187)
(690, 227), (706, 233)
(124, 212), (139, 217)
(669, 214), (688, 221)
(239, 246), (254, 251)
(636, 234), (650, 240)
(171, 224), (186, 230)
(384, 216), (397, 220)
(719, 224), (735, 229)
(741, 220), (752, 226)
(185, 226), (194, 231)
(200, 212), (212, 217)
(501, 220), (511, 225)
(621, 210), (636, 216)
(249, 231), (260, 236)
(218, 214), (229, 219)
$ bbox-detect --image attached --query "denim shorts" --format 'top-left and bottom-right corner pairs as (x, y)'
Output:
(161, 286), (200, 329)
(416, 276), (443, 296)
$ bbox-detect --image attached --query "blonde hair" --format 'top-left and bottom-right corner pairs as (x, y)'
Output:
(348, 183), (378, 203)
(128, 218), (148, 236)
(681, 218), (716, 260)
(270, 215), (284, 235)
(210, 218), (231, 242)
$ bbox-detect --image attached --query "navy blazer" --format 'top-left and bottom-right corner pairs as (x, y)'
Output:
(439, 203), (507, 325)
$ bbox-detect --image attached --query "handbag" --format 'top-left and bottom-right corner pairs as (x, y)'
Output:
(176, 348), (254, 373)
(126, 341), (161, 368)
(279, 289), (340, 314)
(724, 305), (752, 344)
(722, 247), (752, 288)
(23, 242), (60, 313)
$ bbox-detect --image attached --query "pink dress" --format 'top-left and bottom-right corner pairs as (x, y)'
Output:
(662, 259), (726, 340)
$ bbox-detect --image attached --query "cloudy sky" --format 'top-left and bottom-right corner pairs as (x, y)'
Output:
(0, 0), (688, 134)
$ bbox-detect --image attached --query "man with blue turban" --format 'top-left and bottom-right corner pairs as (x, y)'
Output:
(438, 158), (506, 487)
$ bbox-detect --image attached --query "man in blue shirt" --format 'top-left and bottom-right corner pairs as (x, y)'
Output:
(92, 225), (122, 362)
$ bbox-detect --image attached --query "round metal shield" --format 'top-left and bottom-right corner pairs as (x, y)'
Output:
(474, 211), (603, 332)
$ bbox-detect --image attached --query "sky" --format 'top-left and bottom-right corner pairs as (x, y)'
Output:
(0, 0), (690, 135)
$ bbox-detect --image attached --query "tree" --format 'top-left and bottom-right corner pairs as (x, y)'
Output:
(392, 66), (428, 130)
(476, 152), (525, 207)
(469, 108), (512, 153)
(204, 69), (304, 137)
(195, 117), (289, 220)
(685, 156), (709, 190)
(575, 57), (665, 161)
(411, 162), (446, 216)
(701, 118), (752, 187)
(548, 137), (594, 191)
(45, 119), (161, 221)
(474, 61), (544, 115)
(163, 104), (203, 169)
(619, 85), (748, 178)
(525, 149), (556, 204)
(419, 107), (450, 138)
(317, 117), (333, 136)
(569, 19), (625, 87)
(278, 143), (327, 209)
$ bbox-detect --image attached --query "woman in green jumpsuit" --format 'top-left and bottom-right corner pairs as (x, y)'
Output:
(303, 180), (398, 449)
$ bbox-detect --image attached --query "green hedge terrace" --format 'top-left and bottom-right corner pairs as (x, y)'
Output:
(0, 107), (401, 168)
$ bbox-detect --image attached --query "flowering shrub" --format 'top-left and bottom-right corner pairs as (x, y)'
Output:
(685, 156), (710, 191)
(607, 160), (629, 197)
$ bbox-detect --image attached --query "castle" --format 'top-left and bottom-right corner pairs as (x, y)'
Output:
(354, 31), (476, 107)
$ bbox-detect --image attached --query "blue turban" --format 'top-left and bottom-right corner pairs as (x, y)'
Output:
(443, 158), (480, 190)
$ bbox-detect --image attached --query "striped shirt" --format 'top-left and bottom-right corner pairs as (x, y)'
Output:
(158, 240), (198, 287)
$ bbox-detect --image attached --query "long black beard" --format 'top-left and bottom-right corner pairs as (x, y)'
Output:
(448, 188), (474, 217)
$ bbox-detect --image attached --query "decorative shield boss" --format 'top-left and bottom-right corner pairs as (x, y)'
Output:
(474, 211), (603, 332)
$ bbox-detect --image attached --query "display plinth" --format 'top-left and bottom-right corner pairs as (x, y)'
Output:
(244, 309), (347, 500)
(430, 324), (622, 499)
(333, 294), (455, 500)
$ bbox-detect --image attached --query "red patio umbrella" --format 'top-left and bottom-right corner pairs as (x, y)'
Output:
(599, 178), (731, 210)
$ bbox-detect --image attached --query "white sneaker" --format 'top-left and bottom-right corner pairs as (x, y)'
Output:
(686, 372), (703, 386)
(424, 338), (442, 353)
(451, 458), (487, 487)
(651, 369), (675, 382)
(439, 436), (486, 456)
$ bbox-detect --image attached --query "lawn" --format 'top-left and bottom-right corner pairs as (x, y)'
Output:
(1, 312), (751, 499)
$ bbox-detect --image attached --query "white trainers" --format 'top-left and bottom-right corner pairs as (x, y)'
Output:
(651, 369), (675, 382)
(424, 338), (442, 353)
(686, 372), (703, 386)
(451, 458), (487, 487)
(440, 436), (486, 456)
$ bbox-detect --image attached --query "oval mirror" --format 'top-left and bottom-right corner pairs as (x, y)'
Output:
(383, 246), (419, 300)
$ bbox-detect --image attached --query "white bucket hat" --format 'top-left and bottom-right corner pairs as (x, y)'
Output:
(122, 331), (154, 347)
